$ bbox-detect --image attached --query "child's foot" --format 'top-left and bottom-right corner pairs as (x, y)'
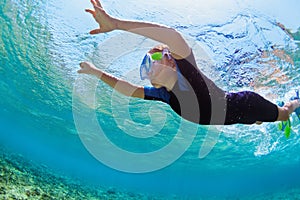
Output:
(285, 99), (300, 115)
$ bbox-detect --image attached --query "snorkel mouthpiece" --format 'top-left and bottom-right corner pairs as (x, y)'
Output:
(151, 52), (163, 60)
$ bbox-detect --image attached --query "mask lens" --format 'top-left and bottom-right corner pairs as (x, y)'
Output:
(140, 54), (153, 80)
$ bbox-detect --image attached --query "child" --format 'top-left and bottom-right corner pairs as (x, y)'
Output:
(78, 0), (300, 126)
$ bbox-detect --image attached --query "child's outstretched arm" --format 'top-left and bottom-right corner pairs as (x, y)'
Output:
(85, 0), (191, 59)
(78, 62), (144, 98)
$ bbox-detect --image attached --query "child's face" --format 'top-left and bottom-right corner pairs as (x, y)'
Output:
(149, 58), (177, 88)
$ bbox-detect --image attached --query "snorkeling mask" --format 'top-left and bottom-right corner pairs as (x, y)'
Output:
(139, 48), (172, 80)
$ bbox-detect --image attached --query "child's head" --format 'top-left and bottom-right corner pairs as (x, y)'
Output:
(140, 44), (177, 88)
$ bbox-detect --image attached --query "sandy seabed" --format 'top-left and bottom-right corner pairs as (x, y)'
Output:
(1, 146), (300, 200)
(0, 146), (167, 200)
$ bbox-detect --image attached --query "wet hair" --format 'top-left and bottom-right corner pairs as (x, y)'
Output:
(148, 44), (170, 54)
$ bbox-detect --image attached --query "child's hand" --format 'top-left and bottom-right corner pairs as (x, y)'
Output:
(78, 62), (99, 75)
(85, 0), (118, 34)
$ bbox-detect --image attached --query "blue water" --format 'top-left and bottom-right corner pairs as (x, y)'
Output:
(1, 0), (300, 198)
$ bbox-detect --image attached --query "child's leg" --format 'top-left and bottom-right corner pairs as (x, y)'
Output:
(225, 91), (278, 124)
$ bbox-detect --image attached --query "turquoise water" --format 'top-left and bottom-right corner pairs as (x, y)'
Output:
(1, 0), (300, 198)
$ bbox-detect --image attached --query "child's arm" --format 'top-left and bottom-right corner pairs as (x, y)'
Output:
(86, 0), (191, 59)
(78, 62), (144, 98)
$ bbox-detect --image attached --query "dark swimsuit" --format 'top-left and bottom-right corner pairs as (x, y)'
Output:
(144, 50), (278, 125)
